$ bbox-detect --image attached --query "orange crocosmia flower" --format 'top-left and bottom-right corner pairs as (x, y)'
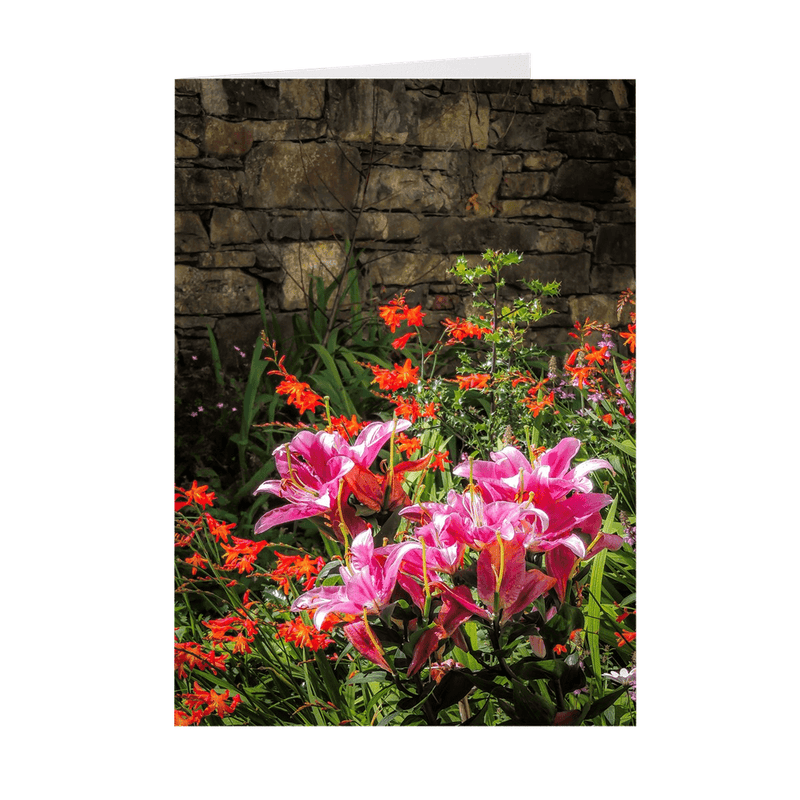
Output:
(525, 391), (555, 418)
(230, 632), (253, 655)
(621, 358), (636, 375)
(614, 631), (636, 647)
(392, 331), (417, 350)
(601, 413), (613, 427)
(276, 618), (333, 651)
(205, 514), (236, 543)
(553, 644), (568, 655)
(404, 305), (426, 327)
(567, 365), (594, 390)
(329, 414), (364, 440)
(393, 396), (422, 422)
(584, 345), (608, 365)
(430, 451), (451, 471)
(276, 376), (324, 415)
(176, 481), (216, 511)
(396, 432), (422, 456)
(442, 317), (490, 343)
(620, 324), (636, 354)
(393, 358), (419, 388)
(422, 401), (438, 419)
(221, 537), (269, 574)
(378, 300), (407, 333)
(185, 552), (208, 576)
(184, 682), (241, 719)
(456, 373), (491, 391)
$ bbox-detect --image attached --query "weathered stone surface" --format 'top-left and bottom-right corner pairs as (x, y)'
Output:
(499, 172), (552, 199)
(596, 206), (636, 224)
(502, 155), (523, 172)
(567, 294), (620, 327)
(210, 208), (260, 245)
(547, 131), (634, 160)
(176, 135), (200, 158)
(242, 141), (361, 210)
(218, 79), (280, 119)
(536, 228), (584, 254)
(595, 224), (635, 264)
(488, 87), (536, 113)
(413, 92), (490, 150)
(544, 107), (597, 132)
(204, 118), (254, 157)
(278, 79), (325, 118)
(197, 251), (257, 268)
(530, 80), (588, 105)
(491, 113), (546, 150)
(330, 80), (421, 144)
(590, 264), (635, 293)
(421, 218), (538, 254)
(468, 151), (504, 217)
(498, 199), (595, 223)
(175, 79), (202, 94)
(175, 212), (209, 253)
(280, 241), (346, 310)
(420, 151), (466, 171)
(250, 119), (327, 141)
(176, 95), (201, 115)
(587, 80), (632, 110)
(176, 169), (239, 205)
(614, 176), (635, 206)
(363, 166), (463, 214)
(175, 315), (217, 331)
(551, 161), (617, 203)
(175, 264), (260, 314)
(367, 251), (451, 286)
(506, 253), (591, 295)
(199, 80), (229, 115)
(598, 108), (635, 135)
(176, 117), (203, 140)
(523, 151), (565, 170)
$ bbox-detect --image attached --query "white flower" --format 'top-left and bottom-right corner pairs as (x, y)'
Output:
(602, 667), (636, 687)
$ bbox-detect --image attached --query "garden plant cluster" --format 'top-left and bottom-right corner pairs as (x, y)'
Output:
(175, 249), (636, 726)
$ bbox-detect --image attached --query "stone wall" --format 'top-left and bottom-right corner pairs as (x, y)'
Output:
(175, 78), (635, 389)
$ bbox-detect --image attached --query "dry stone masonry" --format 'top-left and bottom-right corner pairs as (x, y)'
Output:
(175, 78), (635, 385)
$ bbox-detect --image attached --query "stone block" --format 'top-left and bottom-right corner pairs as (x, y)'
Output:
(595, 224), (635, 264)
(499, 172), (551, 199)
(523, 151), (565, 171)
(367, 251), (451, 287)
(175, 264), (260, 315)
(363, 166), (463, 214)
(280, 241), (346, 310)
(176, 136), (199, 158)
(543, 107), (597, 132)
(506, 253), (591, 295)
(242, 141), (361, 210)
(204, 118), (254, 158)
(547, 131), (634, 160)
(530, 80), (588, 105)
(209, 208), (260, 245)
(278, 79), (325, 118)
(413, 92), (490, 150)
(217, 79), (280, 119)
(491, 112), (547, 150)
(176, 117), (203, 140)
(175, 168), (239, 205)
(199, 80), (230, 115)
(536, 228), (584, 254)
(567, 294), (620, 327)
(498, 199), (595, 223)
(331, 80), (421, 145)
(175, 79), (202, 94)
(197, 251), (257, 269)
(249, 119), (327, 141)
(590, 264), (636, 294)
(420, 218), (538, 254)
(175, 212), (209, 253)
(176, 95), (201, 115)
(551, 161), (617, 203)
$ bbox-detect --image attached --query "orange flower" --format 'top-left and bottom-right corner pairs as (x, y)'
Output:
(442, 317), (491, 343)
(275, 376), (324, 415)
(183, 681), (241, 719)
(392, 331), (416, 350)
(396, 432), (422, 456)
(404, 305), (426, 327)
(621, 358), (636, 375)
(614, 631), (636, 647)
(175, 481), (216, 511)
(456, 373), (491, 391)
(370, 359), (419, 391)
(393, 358), (419, 388)
(378, 298), (408, 332)
(525, 390), (555, 418)
(204, 514), (236, 543)
(584, 345), (608, 365)
(393, 396), (422, 422)
(220, 537), (269, 574)
(429, 451), (451, 472)
(620, 324), (636, 354)
(276, 618), (333, 651)
(553, 644), (568, 655)
(601, 413), (613, 426)
(184, 552), (208, 576)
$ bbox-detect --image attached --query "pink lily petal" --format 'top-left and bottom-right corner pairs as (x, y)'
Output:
(344, 620), (393, 672)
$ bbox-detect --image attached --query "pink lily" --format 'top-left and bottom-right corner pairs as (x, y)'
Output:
(475, 537), (557, 623)
(290, 531), (417, 671)
(253, 418), (412, 537)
